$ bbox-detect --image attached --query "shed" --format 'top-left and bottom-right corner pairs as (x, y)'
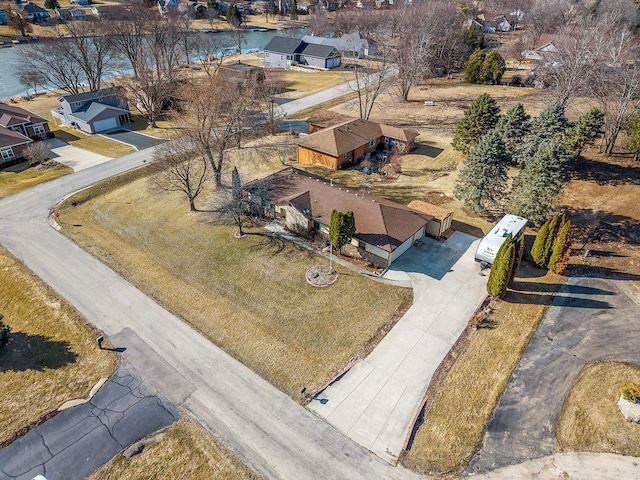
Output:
(407, 200), (453, 239)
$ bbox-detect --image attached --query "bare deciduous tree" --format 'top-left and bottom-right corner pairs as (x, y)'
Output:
(152, 137), (209, 211)
(192, 33), (232, 76)
(22, 40), (85, 94)
(24, 142), (51, 165)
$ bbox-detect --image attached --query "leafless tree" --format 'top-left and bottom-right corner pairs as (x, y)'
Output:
(174, 79), (257, 186)
(229, 26), (247, 54)
(15, 63), (47, 99)
(5, 5), (32, 37)
(55, 20), (116, 91)
(192, 33), (232, 76)
(257, 70), (285, 135)
(526, 0), (579, 43)
(349, 47), (395, 120)
(21, 40), (85, 94)
(24, 142), (51, 166)
(152, 137), (210, 211)
(108, 2), (153, 77)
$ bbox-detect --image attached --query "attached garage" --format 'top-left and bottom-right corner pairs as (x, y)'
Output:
(92, 117), (118, 133)
(408, 201), (453, 239)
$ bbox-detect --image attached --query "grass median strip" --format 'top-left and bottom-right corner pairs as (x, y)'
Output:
(58, 169), (412, 401)
(401, 263), (563, 475)
(557, 361), (640, 456)
(89, 416), (262, 480)
(0, 247), (115, 442)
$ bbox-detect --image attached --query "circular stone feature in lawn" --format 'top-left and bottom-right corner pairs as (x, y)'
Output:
(306, 265), (338, 287)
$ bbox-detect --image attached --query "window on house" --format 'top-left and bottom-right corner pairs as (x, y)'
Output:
(313, 220), (320, 230)
(1, 148), (15, 160)
(74, 102), (82, 108)
(369, 139), (375, 148)
(33, 125), (45, 135)
(384, 136), (389, 144)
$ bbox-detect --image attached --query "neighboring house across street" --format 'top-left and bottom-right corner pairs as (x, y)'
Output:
(250, 168), (434, 267)
(0, 103), (50, 164)
(263, 36), (342, 70)
(301, 31), (376, 59)
(18, 2), (50, 23)
(297, 116), (419, 169)
(52, 88), (131, 134)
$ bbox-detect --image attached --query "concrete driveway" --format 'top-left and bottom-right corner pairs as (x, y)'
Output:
(309, 232), (488, 464)
(101, 129), (165, 151)
(0, 363), (179, 480)
(46, 138), (111, 172)
(467, 276), (640, 474)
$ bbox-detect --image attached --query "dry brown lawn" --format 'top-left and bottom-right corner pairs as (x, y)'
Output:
(57, 144), (412, 401)
(0, 161), (72, 199)
(0, 247), (115, 442)
(401, 262), (564, 475)
(89, 416), (262, 480)
(558, 362), (640, 456)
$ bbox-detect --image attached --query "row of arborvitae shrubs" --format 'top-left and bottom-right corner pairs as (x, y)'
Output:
(486, 233), (525, 298)
(531, 213), (572, 274)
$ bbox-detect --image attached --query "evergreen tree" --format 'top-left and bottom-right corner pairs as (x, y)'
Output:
(453, 131), (509, 212)
(508, 139), (571, 225)
(530, 217), (552, 267)
(451, 93), (500, 154)
(231, 166), (242, 200)
(487, 235), (513, 298)
(463, 27), (484, 51)
(496, 103), (531, 161)
(329, 210), (356, 252)
(542, 214), (561, 267)
(44, 0), (59, 9)
(511, 236), (525, 282)
(480, 51), (506, 85)
(515, 102), (568, 165)
(463, 49), (485, 84)
(227, 3), (243, 27)
(548, 219), (572, 273)
(565, 108), (605, 157)
(290, 0), (298, 19)
(624, 111), (640, 161)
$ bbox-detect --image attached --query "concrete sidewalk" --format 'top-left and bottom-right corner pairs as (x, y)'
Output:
(309, 232), (487, 464)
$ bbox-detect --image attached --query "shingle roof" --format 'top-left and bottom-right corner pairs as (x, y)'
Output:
(306, 109), (354, 129)
(297, 118), (419, 157)
(300, 43), (339, 59)
(70, 102), (128, 123)
(0, 103), (48, 128)
(0, 127), (32, 149)
(252, 168), (432, 253)
(60, 88), (120, 105)
(263, 36), (305, 55)
(407, 200), (453, 221)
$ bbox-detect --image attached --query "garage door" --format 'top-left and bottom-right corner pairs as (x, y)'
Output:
(93, 117), (118, 133)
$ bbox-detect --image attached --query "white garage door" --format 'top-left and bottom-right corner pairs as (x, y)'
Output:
(93, 117), (118, 133)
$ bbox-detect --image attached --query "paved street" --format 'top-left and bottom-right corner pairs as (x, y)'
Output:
(0, 151), (421, 480)
(0, 364), (178, 480)
(467, 276), (640, 474)
(310, 232), (487, 464)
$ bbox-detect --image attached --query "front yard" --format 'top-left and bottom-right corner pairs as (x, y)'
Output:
(0, 161), (71, 199)
(0, 247), (115, 442)
(57, 152), (412, 401)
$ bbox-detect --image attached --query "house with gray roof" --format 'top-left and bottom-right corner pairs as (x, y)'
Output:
(301, 32), (375, 59)
(52, 88), (131, 134)
(18, 2), (50, 23)
(263, 36), (341, 70)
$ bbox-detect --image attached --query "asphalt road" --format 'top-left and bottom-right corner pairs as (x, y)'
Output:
(0, 154), (421, 479)
(101, 129), (165, 151)
(0, 364), (179, 480)
(466, 276), (640, 474)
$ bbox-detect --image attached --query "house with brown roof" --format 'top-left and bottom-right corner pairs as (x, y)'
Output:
(306, 109), (353, 133)
(0, 103), (50, 165)
(250, 168), (433, 267)
(297, 118), (419, 170)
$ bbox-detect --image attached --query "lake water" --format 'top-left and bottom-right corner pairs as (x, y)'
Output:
(0, 28), (301, 100)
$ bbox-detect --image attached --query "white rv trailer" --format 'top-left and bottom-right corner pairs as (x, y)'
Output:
(475, 214), (528, 264)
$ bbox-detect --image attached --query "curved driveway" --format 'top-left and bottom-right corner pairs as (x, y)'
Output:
(0, 152), (421, 479)
(467, 276), (640, 474)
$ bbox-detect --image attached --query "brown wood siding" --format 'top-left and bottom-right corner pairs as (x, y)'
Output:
(298, 146), (339, 169)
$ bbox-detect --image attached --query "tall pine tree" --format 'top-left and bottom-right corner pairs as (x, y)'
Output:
(463, 49), (486, 84)
(542, 214), (562, 267)
(480, 51), (506, 85)
(487, 234), (514, 298)
(496, 103), (530, 161)
(514, 102), (568, 165)
(452, 93), (501, 154)
(565, 108), (605, 157)
(508, 139), (571, 225)
(453, 131), (509, 213)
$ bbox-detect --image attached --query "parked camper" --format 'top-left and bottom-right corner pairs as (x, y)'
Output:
(475, 214), (527, 264)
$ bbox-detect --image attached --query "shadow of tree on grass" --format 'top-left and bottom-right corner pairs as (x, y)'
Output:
(0, 332), (78, 372)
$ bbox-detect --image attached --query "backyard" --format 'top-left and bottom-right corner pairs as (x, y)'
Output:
(56, 145), (412, 401)
(0, 246), (115, 442)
